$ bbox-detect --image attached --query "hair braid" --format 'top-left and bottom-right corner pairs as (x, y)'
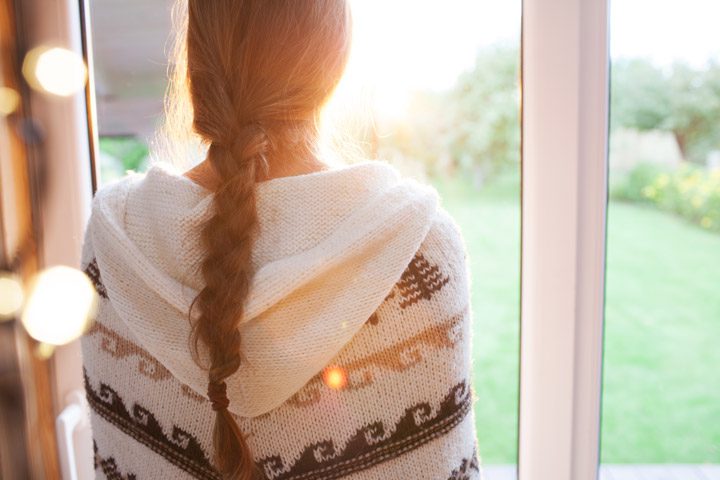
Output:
(195, 125), (264, 480)
(179, 1), (352, 478)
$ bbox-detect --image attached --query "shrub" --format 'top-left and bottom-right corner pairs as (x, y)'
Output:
(99, 136), (149, 173)
(613, 162), (720, 233)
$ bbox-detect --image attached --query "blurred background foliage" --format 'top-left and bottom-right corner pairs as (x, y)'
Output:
(377, 44), (520, 186)
(98, 136), (149, 183)
(611, 58), (720, 164)
(613, 162), (720, 232)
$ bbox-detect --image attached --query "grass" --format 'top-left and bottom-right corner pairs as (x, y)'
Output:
(433, 171), (521, 464)
(601, 201), (720, 463)
(432, 170), (720, 464)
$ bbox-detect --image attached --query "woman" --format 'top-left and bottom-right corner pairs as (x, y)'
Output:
(81, 1), (480, 479)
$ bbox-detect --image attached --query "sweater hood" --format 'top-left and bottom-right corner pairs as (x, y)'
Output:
(87, 160), (439, 417)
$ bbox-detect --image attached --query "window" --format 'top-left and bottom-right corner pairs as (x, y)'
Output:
(600, 1), (720, 477)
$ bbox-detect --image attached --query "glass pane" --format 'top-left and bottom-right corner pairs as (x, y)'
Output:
(89, 1), (522, 477)
(89, 2), (166, 182)
(601, 1), (720, 477)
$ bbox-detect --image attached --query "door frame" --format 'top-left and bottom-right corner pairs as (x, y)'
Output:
(518, 0), (610, 478)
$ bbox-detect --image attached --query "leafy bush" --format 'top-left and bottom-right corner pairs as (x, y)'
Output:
(99, 136), (149, 173)
(613, 162), (720, 232)
(378, 44), (520, 183)
(611, 59), (720, 164)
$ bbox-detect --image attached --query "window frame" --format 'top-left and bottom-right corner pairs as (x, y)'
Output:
(518, 0), (610, 478)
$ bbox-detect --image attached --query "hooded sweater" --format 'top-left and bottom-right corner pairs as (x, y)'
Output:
(80, 159), (481, 480)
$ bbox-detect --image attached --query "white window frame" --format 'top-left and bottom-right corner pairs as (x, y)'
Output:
(519, 0), (610, 479)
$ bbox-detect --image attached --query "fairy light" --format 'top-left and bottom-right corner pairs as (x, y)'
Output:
(21, 266), (97, 345)
(35, 342), (55, 360)
(323, 366), (348, 390)
(0, 87), (20, 116)
(0, 273), (24, 320)
(22, 46), (87, 97)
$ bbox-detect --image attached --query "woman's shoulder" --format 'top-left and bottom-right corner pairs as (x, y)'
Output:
(89, 170), (147, 216)
(422, 203), (469, 267)
(379, 165), (465, 254)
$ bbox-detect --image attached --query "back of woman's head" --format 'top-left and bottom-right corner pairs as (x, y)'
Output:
(181, 1), (352, 478)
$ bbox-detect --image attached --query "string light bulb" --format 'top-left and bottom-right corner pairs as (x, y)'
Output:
(21, 266), (97, 346)
(0, 87), (20, 116)
(0, 273), (24, 320)
(22, 46), (87, 97)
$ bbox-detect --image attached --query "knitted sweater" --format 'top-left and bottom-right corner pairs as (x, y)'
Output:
(80, 159), (481, 480)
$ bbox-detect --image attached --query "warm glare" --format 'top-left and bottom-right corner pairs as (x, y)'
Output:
(0, 273), (24, 319)
(22, 46), (87, 97)
(0, 87), (20, 116)
(21, 266), (98, 345)
(323, 366), (348, 390)
(327, 0), (512, 122)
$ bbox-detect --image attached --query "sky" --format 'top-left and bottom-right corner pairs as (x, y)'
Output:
(337, 0), (720, 116)
(610, 0), (720, 67)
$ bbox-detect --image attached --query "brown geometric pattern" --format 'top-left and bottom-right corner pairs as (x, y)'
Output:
(258, 378), (473, 480)
(93, 440), (138, 480)
(363, 288), (397, 326)
(396, 252), (450, 309)
(86, 365), (471, 480)
(287, 308), (467, 408)
(365, 311), (380, 326)
(84, 370), (221, 480)
(84, 257), (108, 299)
(181, 384), (205, 402)
(446, 447), (480, 480)
(88, 322), (172, 381)
(87, 321), (203, 403)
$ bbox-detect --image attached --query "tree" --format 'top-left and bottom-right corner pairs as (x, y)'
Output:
(445, 45), (521, 179)
(377, 44), (521, 182)
(611, 59), (720, 163)
(665, 61), (720, 162)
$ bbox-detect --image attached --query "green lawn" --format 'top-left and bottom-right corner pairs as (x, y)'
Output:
(433, 171), (720, 464)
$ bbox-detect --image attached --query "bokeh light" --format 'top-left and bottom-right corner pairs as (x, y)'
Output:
(0, 273), (24, 320)
(35, 342), (55, 360)
(0, 87), (20, 116)
(22, 46), (87, 97)
(322, 366), (348, 390)
(21, 266), (97, 346)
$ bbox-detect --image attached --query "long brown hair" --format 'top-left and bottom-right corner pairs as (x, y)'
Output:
(180, 1), (352, 478)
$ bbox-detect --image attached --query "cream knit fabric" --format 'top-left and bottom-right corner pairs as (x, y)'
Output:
(80, 159), (482, 479)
